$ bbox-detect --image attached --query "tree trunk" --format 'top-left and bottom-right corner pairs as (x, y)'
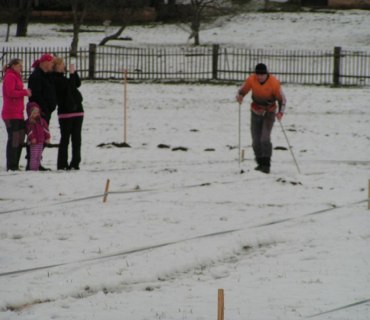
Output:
(191, 13), (201, 46)
(70, 25), (79, 57)
(194, 31), (200, 46)
(6, 23), (11, 42)
(70, 0), (88, 57)
(16, 0), (33, 37)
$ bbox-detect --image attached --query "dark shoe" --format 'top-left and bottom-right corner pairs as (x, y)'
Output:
(39, 165), (51, 171)
(254, 164), (263, 171)
(255, 165), (270, 174)
(260, 166), (270, 174)
(261, 157), (271, 167)
(68, 166), (80, 170)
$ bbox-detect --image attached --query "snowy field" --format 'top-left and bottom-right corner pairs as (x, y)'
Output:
(0, 82), (369, 320)
(1, 8), (370, 320)
(1, 10), (370, 51)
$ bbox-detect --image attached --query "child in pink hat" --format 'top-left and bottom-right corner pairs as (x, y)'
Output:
(25, 102), (51, 171)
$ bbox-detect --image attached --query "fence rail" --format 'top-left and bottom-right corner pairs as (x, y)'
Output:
(1, 45), (370, 86)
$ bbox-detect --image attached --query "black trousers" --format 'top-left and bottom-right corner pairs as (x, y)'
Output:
(250, 111), (275, 160)
(57, 116), (83, 170)
(3, 119), (25, 171)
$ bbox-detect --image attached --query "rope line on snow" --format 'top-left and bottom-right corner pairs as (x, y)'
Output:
(306, 298), (370, 318)
(0, 198), (366, 278)
(254, 199), (367, 228)
(0, 228), (242, 277)
(0, 176), (267, 215)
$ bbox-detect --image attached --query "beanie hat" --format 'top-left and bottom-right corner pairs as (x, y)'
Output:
(32, 54), (54, 68)
(27, 102), (40, 117)
(255, 63), (268, 75)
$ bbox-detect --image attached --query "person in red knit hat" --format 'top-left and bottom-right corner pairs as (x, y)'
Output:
(27, 53), (56, 170)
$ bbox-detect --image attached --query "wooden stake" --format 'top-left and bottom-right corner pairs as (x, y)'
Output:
(368, 180), (370, 210)
(103, 179), (110, 203)
(217, 289), (224, 320)
(123, 69), (128, 144)
(241, 149), (245, 162)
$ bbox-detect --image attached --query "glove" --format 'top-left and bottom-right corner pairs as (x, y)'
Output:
(276, 112), (283, 121)
(236, 94), (243, 104)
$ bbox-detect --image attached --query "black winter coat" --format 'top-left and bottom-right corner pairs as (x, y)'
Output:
(53, 72), (84, 115)
(28, 67), (57, 120)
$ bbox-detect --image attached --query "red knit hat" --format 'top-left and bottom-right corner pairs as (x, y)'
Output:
(32, 54), (54, 68)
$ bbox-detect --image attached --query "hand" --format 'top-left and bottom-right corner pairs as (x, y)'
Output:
(236, 94), (243, 104)
(276, 112), (283, 121)
(31, 138), (37, 144)
(27, 89), (32, 97)
(69, 64), (75, 74)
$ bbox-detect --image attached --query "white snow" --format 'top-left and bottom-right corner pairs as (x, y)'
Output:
(1, 9), (370, 320)
(1, 10), (370, 51)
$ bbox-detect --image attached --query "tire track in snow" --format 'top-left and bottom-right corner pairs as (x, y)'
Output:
(0, 198), (366, 278)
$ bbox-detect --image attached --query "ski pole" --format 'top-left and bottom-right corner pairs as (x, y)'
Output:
(238, 102), (244, 174)
(278, 120), (301, 174)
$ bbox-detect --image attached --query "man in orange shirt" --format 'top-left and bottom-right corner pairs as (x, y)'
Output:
(236, 63), (286, 173)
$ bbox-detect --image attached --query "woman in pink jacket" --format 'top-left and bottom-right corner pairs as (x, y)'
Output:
(2, 59), (32, 171)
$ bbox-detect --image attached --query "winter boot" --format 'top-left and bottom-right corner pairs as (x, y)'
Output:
(255, 157), (270, 174)
(254, 158), (263, 171)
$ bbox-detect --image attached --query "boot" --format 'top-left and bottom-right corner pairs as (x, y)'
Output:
(254, 158), (263, 171)
(255, 157), (270, 174)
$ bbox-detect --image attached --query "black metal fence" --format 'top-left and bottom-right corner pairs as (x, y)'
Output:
(1, 44), (370, 86)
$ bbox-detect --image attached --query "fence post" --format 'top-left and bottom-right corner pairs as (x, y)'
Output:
(212, 44), (220, 80)
(88, 43), (97, 80)
(333, 46), (341, 86)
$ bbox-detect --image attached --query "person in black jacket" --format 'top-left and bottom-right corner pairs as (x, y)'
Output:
(53, 57), (84, 170)
(28, 54), (56, 124)
(27, 54), (56, 170)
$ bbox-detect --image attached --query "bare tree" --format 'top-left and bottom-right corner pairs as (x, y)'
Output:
(70, 0), (89, 57)
(0, 0), (18, 42)
(188, 0), (230, 46)
(16, 0), (33, 37)
(98, 0), (148, 46)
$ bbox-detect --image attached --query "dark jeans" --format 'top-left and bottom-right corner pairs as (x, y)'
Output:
(57, 116), (83, 170)
(3, 119), (25, 171)
(250, 111), (275, 159)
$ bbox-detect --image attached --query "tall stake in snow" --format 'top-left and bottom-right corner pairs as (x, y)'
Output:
(217, 289), (224, 320)
(278, 120), (301, 174)
(124, 69), (128, 144)
(238, 102), (241, 166)
(103, 179), (110, 203)
(368, 180), (370, 210)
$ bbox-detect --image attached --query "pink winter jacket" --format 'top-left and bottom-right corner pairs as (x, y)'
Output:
(1, 68), (29, 120)
(26, 118), (51, 145)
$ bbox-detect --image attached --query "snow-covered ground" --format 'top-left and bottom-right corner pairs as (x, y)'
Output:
(1, 82), (369, 320)
(1, 9), (370, 320)
(1, 10), (370, 51)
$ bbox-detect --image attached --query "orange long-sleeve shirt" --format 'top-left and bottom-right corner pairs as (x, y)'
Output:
(238, 74), (286, 115)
